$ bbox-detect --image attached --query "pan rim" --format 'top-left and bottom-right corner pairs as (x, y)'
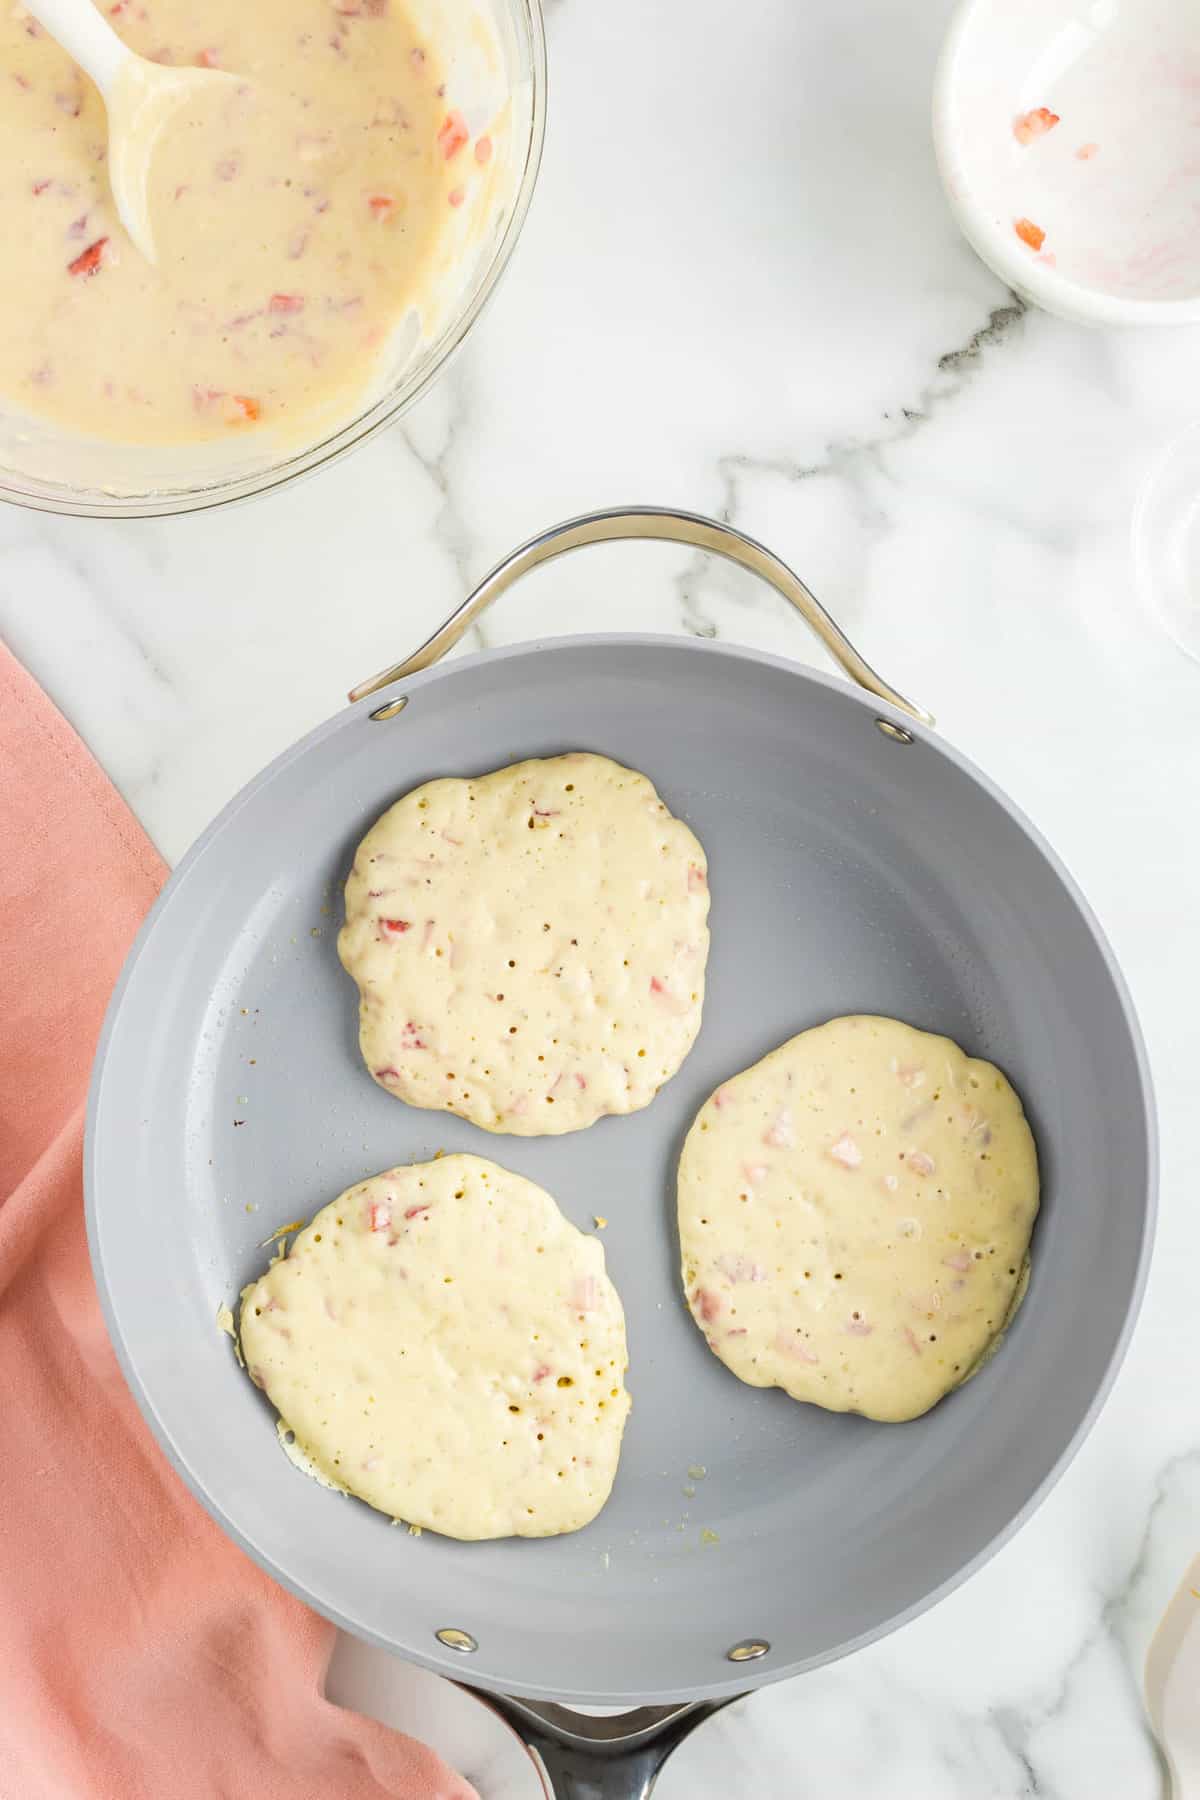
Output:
(85, 631), (1158, 1705)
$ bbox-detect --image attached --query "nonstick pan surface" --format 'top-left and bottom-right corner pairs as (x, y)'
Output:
(86, 514), (1154, 1709)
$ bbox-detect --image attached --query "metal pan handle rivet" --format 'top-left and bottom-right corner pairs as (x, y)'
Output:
(368, 695), (408, 722)
(875, 718), (915, 745)
(435, 1627), (478, 1653)
(348, 506), (933, 729)
(726, 1639), (770, 1662)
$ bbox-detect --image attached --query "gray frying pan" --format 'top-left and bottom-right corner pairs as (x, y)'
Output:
(86, 507), (1155, 1799)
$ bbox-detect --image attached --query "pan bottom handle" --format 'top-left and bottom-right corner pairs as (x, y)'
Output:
(462, 1686), (741, 1800)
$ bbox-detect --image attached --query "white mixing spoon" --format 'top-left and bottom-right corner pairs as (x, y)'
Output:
(23, 0), (236, 263)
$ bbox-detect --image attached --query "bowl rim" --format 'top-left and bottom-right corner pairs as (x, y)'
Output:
(932, 0), (1200, 327)
(0, 0), (548, 519)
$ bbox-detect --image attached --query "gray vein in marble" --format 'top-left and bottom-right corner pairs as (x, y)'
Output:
(936, 303), (1028, 376)
(990, 1707), (1047, 1797)
(0, 521), (172, 699)
(672, 295), (1028, 639)
(965, 1449), (1198, 1797)
(394, 365), (493, 653)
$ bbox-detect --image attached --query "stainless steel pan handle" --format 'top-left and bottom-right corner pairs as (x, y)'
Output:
(347, 504), (933, 728)
(468, 1688), (738, 1799)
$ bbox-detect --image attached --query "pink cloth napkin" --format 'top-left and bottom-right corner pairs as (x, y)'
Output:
(0, 643), (477, 1800)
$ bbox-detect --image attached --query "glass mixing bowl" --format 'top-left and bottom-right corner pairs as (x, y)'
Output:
(0, 0), (545, 518)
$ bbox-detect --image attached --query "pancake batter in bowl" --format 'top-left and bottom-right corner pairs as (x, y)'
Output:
(0, 0), (487, 445)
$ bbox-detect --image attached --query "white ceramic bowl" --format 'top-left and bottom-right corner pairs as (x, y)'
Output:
(933, 0), (1200, 326)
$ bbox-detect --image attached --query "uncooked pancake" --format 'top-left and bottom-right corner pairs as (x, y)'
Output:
(677, 1016), (1039, 1423)
(239, 1155), (631, 1540)
(338, 753), (710, 1135)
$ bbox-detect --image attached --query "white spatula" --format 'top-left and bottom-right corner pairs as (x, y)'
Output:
(1146, 1555), (1200, 1799)
(24, 0), (235, 262)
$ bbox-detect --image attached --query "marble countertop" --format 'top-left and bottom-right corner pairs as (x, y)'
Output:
(4, 0), (1199, 1792)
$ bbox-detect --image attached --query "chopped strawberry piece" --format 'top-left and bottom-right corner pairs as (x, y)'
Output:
(687, 863), (706, 892)
(570, 1275), (599, 1313)
(1013, 107), (1060, 146)
(369, 1199), (392, 1232)
(532, 1363), (551, 1383)
(31, 179), (50, 196)
(474, 135), (492, 165)
(230, 394), (261, 422)
(197, 47), (220, 67)
(374, 1065), (401, 1081)
(437, 109), (469, 160)
(381, 917), (411, 936)
(716, 1253), (764, 1284)
(764, 1110), (795, 1150)
(404, 1203), (430, 1220)
(67, 237), (108, 278)
(829, 1131), (862, 1169)
(692, 1286), (722, 1324)
(367, 192), (395, 218)
(1076, 142), (1098, 160)
(268, 292), (305, 313)
(448, 186), (464, 208)
(1014, 217), (1046, 251)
